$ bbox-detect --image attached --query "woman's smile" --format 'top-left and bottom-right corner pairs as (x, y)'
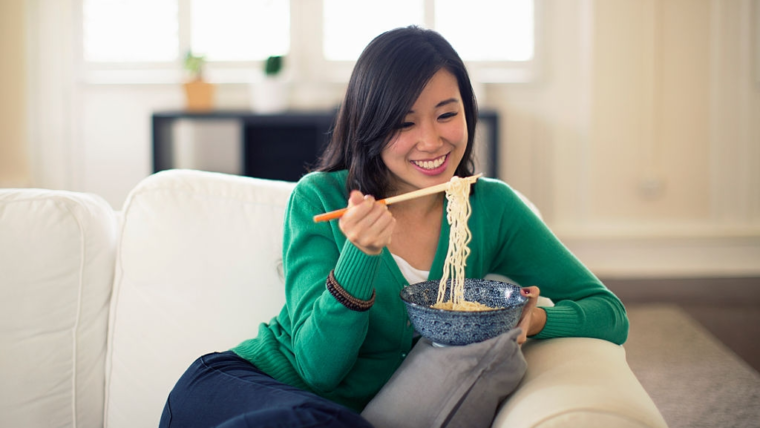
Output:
(411, 153), (450, 175)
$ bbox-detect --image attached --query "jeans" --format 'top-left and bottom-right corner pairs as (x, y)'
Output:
(159, 351), (374, 428)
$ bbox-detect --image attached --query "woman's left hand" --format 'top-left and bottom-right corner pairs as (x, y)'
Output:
(516, 286), (546, 345)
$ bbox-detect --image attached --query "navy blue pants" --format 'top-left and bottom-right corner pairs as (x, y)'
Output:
(159, 351), (374, 428)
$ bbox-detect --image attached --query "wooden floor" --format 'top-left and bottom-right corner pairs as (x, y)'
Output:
(602, 277), (760, 373)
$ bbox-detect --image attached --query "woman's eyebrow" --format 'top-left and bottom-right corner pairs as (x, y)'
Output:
(435, 98), (459, 108)
(407, 98), (460, 114)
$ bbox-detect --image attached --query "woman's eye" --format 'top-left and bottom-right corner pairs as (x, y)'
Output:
(399, 122), (414, 129)
(439, 112), (458, 120)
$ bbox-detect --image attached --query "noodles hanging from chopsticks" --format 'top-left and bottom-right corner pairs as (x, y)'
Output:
(431, 176), (494, 312)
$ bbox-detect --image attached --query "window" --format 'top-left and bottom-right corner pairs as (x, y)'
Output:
(435, 0), (534, 62)
(323, 0), (534, 62)
(80, 0), (538, 84)
(190, 0), (289, 61)
(83, 0), (178, 62)
(83, 0), (289, 63)
(81, 0), (291, 83)
(320, 0), (538, 82)
(322, 0), (425, 61)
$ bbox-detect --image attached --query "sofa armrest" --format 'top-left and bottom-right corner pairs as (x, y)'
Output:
(493, 337), (668, 428)
(0, 189), (117, 428)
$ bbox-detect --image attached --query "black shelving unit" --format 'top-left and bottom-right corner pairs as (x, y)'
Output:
(152, 109), (499, 182)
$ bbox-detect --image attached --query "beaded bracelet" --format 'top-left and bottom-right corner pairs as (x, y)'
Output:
(326, 270), (375, 312)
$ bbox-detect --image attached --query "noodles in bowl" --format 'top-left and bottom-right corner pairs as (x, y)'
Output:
(400, 279), (528, 346)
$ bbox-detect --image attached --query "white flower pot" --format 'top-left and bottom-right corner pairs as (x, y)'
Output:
(250, 77), (289, 113)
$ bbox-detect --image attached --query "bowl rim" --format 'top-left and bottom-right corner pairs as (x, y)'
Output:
(399, 279), (528, 314)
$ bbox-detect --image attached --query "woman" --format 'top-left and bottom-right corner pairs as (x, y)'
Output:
(160, 26), (629, 427)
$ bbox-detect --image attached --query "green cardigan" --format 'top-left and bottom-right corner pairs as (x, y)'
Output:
(232, 170), (628, 412)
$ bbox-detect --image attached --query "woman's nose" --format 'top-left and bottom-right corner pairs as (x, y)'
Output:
(415, 121), (443, 152)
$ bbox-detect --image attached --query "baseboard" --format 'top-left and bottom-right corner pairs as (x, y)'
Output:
(559, 234), (760, 279)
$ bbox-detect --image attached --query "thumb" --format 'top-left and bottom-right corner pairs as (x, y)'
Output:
(521, 286), (540, 299)
(347, 190), (365, 207)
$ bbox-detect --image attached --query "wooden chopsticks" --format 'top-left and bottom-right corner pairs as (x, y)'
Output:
(313, 174), (483, 223)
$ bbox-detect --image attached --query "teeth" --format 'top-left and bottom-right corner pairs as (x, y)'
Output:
(413, 155), (446, 170)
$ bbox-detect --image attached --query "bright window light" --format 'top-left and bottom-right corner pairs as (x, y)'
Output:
(83, 0), (178, 62)
(435, 0), (534, 61)
(191, 0), (289, 61)
(323, 0), (425, 61)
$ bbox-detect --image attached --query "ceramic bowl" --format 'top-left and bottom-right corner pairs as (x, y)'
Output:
(399, 279), (528, 346)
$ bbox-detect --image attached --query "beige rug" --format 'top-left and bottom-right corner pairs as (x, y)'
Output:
(625, 304), (760, 428)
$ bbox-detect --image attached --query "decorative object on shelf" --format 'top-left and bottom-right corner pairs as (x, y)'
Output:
(264, 55), (283, 76)
(250, 55), (289, 113)
(183, 51), (215, 111)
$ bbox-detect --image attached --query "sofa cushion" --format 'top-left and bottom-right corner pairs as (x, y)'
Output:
(0, 189), (118, 428)
(105, 170), (295, 428)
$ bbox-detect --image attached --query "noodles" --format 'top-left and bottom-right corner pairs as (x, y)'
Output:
(431, 176), (497, 312)
(434, 176), (471, 307)
(431, 300), (494, 312)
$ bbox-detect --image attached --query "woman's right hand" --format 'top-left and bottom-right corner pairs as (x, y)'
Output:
(339, 190), (396, 255)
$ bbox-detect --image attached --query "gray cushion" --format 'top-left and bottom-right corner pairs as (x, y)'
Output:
(361, 328), (526, 428)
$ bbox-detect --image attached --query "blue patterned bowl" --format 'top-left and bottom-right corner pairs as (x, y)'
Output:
(400, 279), (528, 346)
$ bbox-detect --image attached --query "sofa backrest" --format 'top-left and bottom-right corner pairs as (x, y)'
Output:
(0, 189), (118, 428)
(104, 170), (296, 428)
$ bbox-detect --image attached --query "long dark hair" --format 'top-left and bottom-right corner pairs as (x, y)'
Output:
(317, 26), (478, 199)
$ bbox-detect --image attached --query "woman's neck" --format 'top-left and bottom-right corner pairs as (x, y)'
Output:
(387, 193), (444, 271)
(389, 193), (444, 219)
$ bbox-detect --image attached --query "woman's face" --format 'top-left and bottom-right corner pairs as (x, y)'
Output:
(381, 69), (468, 196)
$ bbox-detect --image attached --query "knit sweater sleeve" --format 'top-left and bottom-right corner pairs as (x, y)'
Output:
(479, 180), (629, 345)
(281, 173), (382, 394)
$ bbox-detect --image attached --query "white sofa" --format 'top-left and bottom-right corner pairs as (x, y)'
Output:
(0, 169), (668, 428)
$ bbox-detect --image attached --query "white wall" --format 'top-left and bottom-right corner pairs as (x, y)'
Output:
(24, 0), (760, 278)
(489, 0), (760, 277)
(0, 0), (30, 187)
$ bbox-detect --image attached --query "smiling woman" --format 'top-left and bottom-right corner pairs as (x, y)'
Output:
(155, 25), (628, 428)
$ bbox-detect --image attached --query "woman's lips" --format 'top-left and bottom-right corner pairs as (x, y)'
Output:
(411, 154), (449, 175)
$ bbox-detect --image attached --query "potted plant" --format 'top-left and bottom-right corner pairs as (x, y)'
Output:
(264, 55), (283, 77)
(183, 50), (215, 111)
(250, 55), (289, 113)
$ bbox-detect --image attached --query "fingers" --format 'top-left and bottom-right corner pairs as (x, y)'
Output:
(345, 191), (382, 223)
(521, 286), (540, 300)
(339, 191), (396, 255)
(521, 286), (541, 313)
(346, 190), (365, 208)
(516, 328), (528, 345)
(516, 286), (541, 345)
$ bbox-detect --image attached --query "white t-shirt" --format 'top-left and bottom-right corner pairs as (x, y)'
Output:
(391, 253), (429, 285)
